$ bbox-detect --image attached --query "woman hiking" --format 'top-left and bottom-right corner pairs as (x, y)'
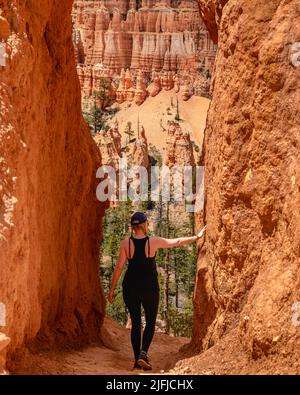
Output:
(108, 212), (206, 371)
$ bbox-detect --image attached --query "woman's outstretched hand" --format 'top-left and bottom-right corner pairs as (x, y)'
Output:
(197, 225), (206, 239)
(108, 289), (114, 304)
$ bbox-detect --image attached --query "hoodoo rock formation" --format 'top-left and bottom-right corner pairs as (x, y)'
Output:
(72, 0), (217, 107)
(189, 0), (300, 371)
(94, 119), (151, 169)
(115, 68), (149, 105)
(132, 125), (150, 168)
(94, 128), (121, 169)
(164, 121), (196, 167)
(77, 64), (116, 109)
(0, 0), (107, 371)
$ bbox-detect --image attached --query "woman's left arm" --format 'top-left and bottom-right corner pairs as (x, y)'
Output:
(108, 239), (127, 304)
(153, 226), (206, 249)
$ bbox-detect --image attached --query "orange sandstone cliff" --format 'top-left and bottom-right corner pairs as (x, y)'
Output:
(0, 0), (107, 370)
(190, 0), (300, 370)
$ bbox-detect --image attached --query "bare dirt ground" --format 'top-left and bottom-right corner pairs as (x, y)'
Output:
(11, 319), (300, 375)
(109, 90), (210, 150)
(13, 318), (189, 375)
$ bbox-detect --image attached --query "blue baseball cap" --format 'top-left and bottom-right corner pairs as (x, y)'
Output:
(131, 212), (147, 225)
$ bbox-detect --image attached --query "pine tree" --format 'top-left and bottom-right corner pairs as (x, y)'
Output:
(175, 97), (180, 121)
(100, 200), (133, 324)
(124, 121), (134, 144)
(83, 78), (112, 135)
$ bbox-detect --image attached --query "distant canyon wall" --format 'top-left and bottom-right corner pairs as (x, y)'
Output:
(72, 0), (217, 108)
(193, 0), (300, 363)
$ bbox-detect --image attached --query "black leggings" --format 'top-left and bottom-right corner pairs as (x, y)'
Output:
(122, 285), (160, 361)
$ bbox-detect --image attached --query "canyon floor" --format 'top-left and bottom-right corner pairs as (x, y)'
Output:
(12, 316), (300, 375)
(13, 318), (189, 375)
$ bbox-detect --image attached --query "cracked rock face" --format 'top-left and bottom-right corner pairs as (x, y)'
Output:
(196, 0), (228, 43)
(0, 0), (106, 370)
(193, 0), (300, 364)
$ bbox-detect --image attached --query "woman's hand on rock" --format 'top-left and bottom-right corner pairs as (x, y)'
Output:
(197, 226), (206, 239)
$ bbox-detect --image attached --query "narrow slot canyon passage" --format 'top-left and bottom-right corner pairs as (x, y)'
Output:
(1, 0), (300, 376)
(1, 0), (207, 375)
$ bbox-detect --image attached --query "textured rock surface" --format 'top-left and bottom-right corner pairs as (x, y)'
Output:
(72, 0), (217, 106)
(0, 333), (10, 373)
(131, 125), (150, 168)
(116, 68), (148, 106)
(197, 0), (228, 43)
(164, 121), (196, 167)
(191, 0), (300, 368)
(72, 0), (210, 71)
(77, 64), (116, 109)
(94, 126), (121, 169)
(0, 0), (107, 371)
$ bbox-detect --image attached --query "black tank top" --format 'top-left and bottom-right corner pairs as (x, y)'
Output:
(122, 236), (159, 291)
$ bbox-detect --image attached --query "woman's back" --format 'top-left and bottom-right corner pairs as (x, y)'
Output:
(122, 236), (158, 292)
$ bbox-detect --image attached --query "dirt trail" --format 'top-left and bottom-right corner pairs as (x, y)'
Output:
(13, 318), (299, 375)
(14, 318), (189, 375)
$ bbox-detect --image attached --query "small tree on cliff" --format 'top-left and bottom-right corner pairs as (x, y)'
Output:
(94, 77), (112, 105)
(175, 97), (180, 121)
(124, 121), (134, 146)
(84, 78), (112, 136)
(84, 102), (108, 136)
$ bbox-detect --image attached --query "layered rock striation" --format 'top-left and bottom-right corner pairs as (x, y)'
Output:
(72, 0), (217, 106)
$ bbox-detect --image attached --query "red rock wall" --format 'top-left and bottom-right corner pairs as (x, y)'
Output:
(196, 0), (228, 43)
(0, 0), (106, 369)
(193, 0), (300, 362)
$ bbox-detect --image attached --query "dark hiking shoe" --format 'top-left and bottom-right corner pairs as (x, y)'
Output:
(132, 361), (142, 370)
(137, 351), (152, 371)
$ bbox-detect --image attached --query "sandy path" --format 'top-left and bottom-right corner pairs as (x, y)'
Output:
(15, 318), (189, 375)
